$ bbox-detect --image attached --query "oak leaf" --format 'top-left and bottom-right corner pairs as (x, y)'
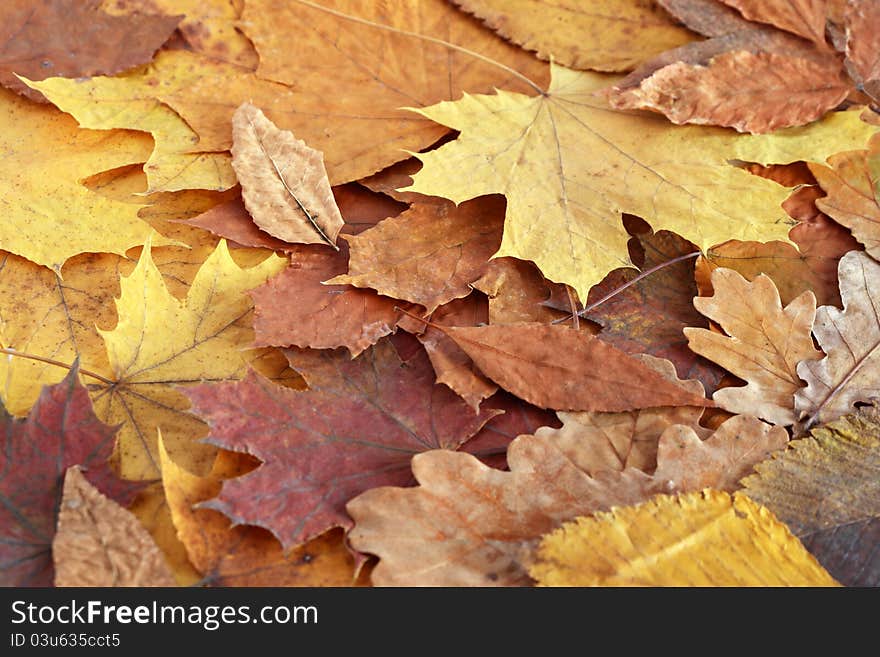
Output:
(406, 63), (876, 299)
(159, 436), (357, 586)
(0, 0), (180, 101)
(743, 404), (880, 585)
(95, 240), (286, 480)
(53, 467), (174, 587)
(183, 337), (501, 549)
(232, 103), (344, 249)
(685, 268), (821, 425)
(0, 88), (176, 272)
(436, 323), (712, 411)
(530, 491), (838, 586)
(348, 411), (782, 585)
(0, 368), (135, 586)
(450, 0), (695, 72)
(796, 251), (880, 429)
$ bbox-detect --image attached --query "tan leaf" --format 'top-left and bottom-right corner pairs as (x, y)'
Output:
(796, 250), (880, 429)
(451, 0), (695, 72)
(742, 404), (880, 585)
(53, 467), (175, 587)
(685, 268), (821, 425)
(719, 0), (829, 46)
(348, 408), (779, 586)
(530, 490), (839, 586)
(609, 50), (850, 133)
(232, 103), (343, 249)
(438, 323), (712, 411)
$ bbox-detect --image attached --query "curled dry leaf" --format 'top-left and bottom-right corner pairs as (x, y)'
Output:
(0, 0), (181, 101)
(743, 404), (880, 586)
(435, 322), (712, 411)
(685, 268), (821, 425)
(450, 0), (695, 72)
(233, 103), (343, 248)
(530, 491), (838, 586)
(796, 251), (880, 429)
(53, 467), (175, 587)
(348, 407), (784, 586)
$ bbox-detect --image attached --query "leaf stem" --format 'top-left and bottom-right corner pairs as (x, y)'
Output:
(293, 0), (547, 96)
(551, 251), (703, 324)
(0, 348), (114, 385)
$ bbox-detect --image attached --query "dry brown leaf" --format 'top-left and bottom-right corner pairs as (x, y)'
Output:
(685, 268), (821, 425)
(610, 50), (850, 133)
(658, 0), (754, 36)
(472, 258), (569, 325)
(438, 323), (712, 411)
(796, 250), (880, 429)
(451, 0), (695, 72)
(719, 0), (829, 45)
(232, 103), (343, 249)
(328, 196), (504, 312)
(531, 490), (839, 586)
(348, 409), (780, 585)
(53, 467), (174, 587)
(845, 0), (880, 99)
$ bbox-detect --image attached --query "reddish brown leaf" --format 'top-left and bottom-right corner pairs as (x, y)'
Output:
(328, 196), (505, 313)
(183, 337), (501, 548)
(473, 258), (570, 325)
(658, 0), (754, 36)
(845, 0), (880, 99)
(438, 323), (712, 411)
(719, 0), (829, 45)
(0, 367), (138, 586)
(610, 50), (849, 133)
(0, 0), (180, 101)
(408, 295), (498, 411)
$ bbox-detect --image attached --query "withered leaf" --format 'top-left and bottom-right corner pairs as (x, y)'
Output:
(184, 337), (500, 549)
(232, 103), (344, 249)
(53, 467), (174, 587)
(743, 404), (880, 586)
(845, 0), (880, 100)
(685, 268), (821, 425)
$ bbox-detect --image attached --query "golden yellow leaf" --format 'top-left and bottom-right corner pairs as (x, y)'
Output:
(95, 239), (285, 480)
(53, 467), (175, 587)
(742, 404), (880, 586)
(406, 62), (877, 299)
(0, 87), (169, 272)
(530, 490), (839, 586)
(25, 56), (236, 194)
(232, 103), (343, 248)
(159, 435), (357, 586)
(452, 0), (695, 72)
(685, 268), (822, 425)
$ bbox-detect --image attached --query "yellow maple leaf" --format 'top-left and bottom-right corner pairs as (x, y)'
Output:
(94, 238), (286, 480)
(0, 87), (173, 272)
(25, 55), (236, 194)
(406, 63), (878, 299)
(530, 490), (839, 586)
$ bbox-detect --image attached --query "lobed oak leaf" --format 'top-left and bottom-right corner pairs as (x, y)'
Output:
(183, 337), (501, 549)
(99, 0), (258, 68)
(685, 268), (822, 425)
(328, 196), (505, 312)
(53, 467), (174, 587)
(348, 411), (784, 586)
(743, 404), (880, 585)
(530, 491), (838, 586)
(450, 0), (695, 72)
(0, 0), (180, 102)
(796, 251), (880, 429)
(0, 368), (136, 587)
(159, 436), (357, 586)
(405, 63), (876, 300)
(435, 322), (712, 411)
(232, 103), (344, 249)
(809, 133), (880, 258)
(94, 239), (286, 480)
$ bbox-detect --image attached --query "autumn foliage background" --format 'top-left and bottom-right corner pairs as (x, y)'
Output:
(1, 0), (878, 588)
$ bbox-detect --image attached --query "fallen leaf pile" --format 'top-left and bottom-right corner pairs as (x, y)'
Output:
(2, 0), (879, 588)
